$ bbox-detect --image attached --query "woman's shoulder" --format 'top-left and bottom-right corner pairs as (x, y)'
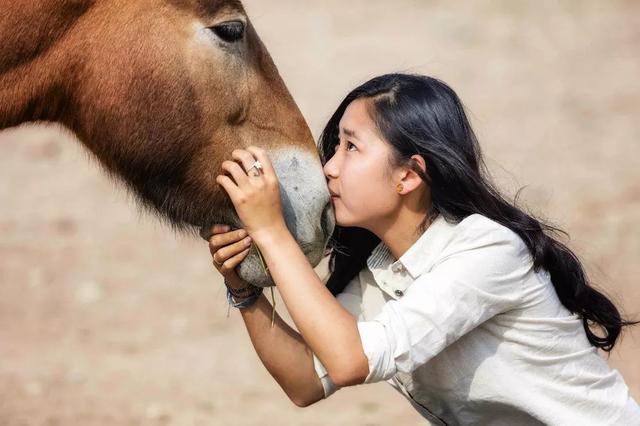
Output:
(425, 214), (535, 295)
(440, 213), (530, 262)
(454, 213), (524, 243)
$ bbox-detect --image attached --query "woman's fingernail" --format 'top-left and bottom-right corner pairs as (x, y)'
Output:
(239, 229), (247, 237)
(245, 236), (252, 244)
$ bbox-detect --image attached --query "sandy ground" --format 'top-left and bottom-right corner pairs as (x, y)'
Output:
(1, 1), (639, 424)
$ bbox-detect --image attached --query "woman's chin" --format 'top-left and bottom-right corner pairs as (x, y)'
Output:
(334, 215), (347, 227)
(334, 217), (357, 228)
(332, 207), (349, 227)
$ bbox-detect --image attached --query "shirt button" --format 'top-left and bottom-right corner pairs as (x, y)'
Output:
(394, 289), (404, 297)
(392, 264), (404, 273)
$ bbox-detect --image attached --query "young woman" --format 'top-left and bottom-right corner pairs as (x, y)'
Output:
(205, 74), (640, 424)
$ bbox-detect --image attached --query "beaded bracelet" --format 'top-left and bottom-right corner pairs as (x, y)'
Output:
(224, 278), (277, 327)
(227, 283), (263, 299)
(226, 286), (263, 308)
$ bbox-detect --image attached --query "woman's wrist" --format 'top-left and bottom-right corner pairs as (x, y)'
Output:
(224, 276), (262, 298)
(227, 284), (264, 309)
(224, 275), (250, 290)
(250, 223), (290, 250)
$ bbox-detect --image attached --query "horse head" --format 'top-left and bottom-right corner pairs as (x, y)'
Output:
(0, 0), (335, 286)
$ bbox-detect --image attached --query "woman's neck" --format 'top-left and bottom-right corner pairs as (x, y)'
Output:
(370, 207), (434, 261)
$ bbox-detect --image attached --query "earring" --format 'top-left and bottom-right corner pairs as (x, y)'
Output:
(396, 183), (404, 193)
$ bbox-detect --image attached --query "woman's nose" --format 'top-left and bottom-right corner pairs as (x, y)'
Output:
(323, 163), (333, 178)
(323, 153), (339, 178)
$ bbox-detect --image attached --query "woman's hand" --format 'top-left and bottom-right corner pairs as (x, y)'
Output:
(216, 146), (287, 242)
(207, 224), (253, 288)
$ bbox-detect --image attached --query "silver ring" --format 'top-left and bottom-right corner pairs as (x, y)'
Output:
(247, 160), (263, 177)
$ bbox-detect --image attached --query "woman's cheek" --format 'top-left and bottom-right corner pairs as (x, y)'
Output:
(337, 165), (388, 224)
(333, 189), (367, 227)
(340, 185), (377, 224)
(361, 181), (397, 218)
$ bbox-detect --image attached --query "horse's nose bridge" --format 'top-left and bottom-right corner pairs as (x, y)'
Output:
(243, 52), (314, 148)
(271, 148), (330, 231)
(247, 89), (311, 147)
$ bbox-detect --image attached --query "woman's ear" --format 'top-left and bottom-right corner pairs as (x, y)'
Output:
(411, 154), (427, 175)
(397, 155), (427, 195)
(410, 154), (427, 175)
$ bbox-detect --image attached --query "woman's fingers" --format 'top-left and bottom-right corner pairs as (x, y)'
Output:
(208, 228), (248, 253)
(246, 146), (276, 181)
(205, 225), (252, 275)
(220, 160), (250, 187)
(199, 224), (230, 241)
(215, 174), (242, 203)
(231, 149), (259, 176)
(217, 248), (250, 275)
(210, 235), (253, 264)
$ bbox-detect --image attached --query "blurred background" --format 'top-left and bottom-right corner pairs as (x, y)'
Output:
(1, 0), (638, 424)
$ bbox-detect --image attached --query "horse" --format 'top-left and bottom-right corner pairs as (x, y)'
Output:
(0, 0), (335, 287)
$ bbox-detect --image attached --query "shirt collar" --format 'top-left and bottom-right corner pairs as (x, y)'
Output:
(365, 214), (456, 299)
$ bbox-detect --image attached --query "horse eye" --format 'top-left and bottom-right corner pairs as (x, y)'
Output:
(209, 20), (245, 43)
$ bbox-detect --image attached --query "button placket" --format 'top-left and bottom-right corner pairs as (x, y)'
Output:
(391, 262), (405, 273)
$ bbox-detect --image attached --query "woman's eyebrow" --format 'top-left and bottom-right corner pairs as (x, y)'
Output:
(341, 128), (360, 140)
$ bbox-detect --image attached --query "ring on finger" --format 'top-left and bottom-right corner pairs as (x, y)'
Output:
(246, 160), (263, 177)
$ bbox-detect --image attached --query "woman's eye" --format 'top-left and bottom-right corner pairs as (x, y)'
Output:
(332, 142), (357, 153)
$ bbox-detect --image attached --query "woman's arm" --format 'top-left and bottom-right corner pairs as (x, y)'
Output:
(251, 227), (370, 388)
(234, 286), (325, 407)
(216, 146), (370, 388)
(207, 226), (325, 406)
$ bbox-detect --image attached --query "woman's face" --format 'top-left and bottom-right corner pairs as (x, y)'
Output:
(323, 98), (400, 229)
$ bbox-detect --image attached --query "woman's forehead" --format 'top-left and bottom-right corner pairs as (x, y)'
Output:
(339, 99), (376, 138)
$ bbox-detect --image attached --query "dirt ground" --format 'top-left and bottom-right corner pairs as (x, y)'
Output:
(1, 1), (639, 425)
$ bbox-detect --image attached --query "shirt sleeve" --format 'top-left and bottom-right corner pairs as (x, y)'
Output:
(357, 224), (532, 384)
(312, 352), (338, 398)
(312, 273), (363, 398)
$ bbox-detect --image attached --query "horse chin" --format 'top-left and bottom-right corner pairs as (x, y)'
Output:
(236, 249), (274, 287)
(235, 243), (325, 288)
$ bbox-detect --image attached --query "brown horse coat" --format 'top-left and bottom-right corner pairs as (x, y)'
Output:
(0, 0), (334, 286)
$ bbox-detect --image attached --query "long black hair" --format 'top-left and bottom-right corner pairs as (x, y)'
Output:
(318, 73), (637, 352)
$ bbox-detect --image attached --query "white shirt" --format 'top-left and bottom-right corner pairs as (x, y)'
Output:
(313, 213), (640, 425)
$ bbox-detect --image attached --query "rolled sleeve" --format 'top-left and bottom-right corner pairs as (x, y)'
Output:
(355, 226), (530, 383)
(312, 352), (339, 398)
(357, 320), (398, 383)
